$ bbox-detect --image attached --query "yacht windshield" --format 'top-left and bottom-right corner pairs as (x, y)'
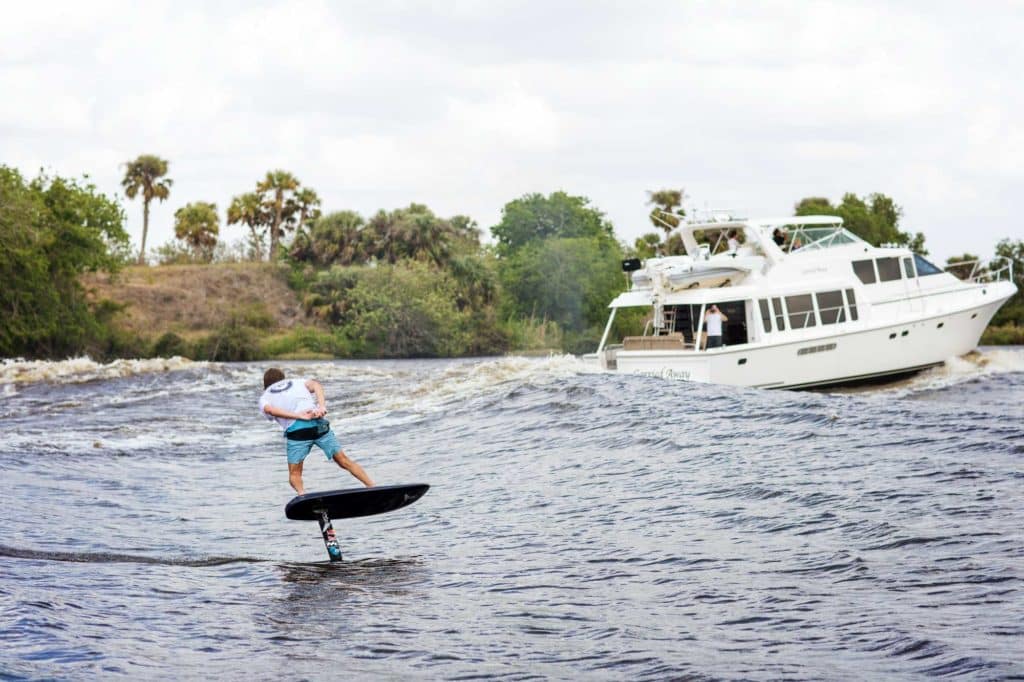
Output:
(779, 226), (862, 253)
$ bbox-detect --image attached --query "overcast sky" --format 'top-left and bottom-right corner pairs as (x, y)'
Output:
(3, 1), (1022, 262)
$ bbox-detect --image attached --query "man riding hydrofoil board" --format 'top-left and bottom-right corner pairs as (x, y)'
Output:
(258, 368), (374, 495)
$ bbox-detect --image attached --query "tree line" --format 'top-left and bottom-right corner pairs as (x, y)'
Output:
(2, 156), (1022, 360)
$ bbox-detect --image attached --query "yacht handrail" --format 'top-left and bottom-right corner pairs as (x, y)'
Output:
(943, 256), (1014, 284)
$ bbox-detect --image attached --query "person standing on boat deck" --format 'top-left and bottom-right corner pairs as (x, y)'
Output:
(727, 230), (740, 253)
(704, 304), (728, 349)
(258, 368), (375, 495)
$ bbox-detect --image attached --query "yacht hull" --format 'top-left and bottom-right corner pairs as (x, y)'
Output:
(602, 296), (1008, 390)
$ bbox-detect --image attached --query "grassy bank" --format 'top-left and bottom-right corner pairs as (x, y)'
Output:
(86, 262), (332, 360)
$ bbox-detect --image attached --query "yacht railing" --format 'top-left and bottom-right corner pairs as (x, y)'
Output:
(944, 256), (1014, 284)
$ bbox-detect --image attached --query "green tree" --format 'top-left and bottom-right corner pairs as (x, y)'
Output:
(293, 210), (367, 266)
(287, 186), (322, 239)
(632, 232), (662, 259)
(360, 204), (459, 267)
(121, 154), (172, 264)
(498, 236), (625, 340)
(0, 166), (128, 357)
(172, 201), (219, 262)
(448, 214), (482, 254)
(491, 191), (614, 256)
(794, 192), (927, 252)
(226, 192), (269, 261)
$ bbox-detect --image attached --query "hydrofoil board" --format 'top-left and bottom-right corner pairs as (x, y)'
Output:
(285, 483), (429, 521)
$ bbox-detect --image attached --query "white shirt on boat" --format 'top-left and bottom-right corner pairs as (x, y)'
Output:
(706, 312), (724, 336)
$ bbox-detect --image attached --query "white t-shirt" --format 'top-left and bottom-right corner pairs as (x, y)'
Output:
(706, 312), (724, 336)
(727, 237), (740, 252)
(258, 378), (316, 429)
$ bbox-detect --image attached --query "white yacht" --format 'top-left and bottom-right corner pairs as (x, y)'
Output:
(585, 214), (1016, 389)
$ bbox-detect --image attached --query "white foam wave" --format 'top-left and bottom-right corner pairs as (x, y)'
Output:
(0, 356), (205, 386)
(837, 347), (1024, 397)
(361, 355), (597, 415)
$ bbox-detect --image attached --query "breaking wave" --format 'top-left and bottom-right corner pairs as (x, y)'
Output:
(367, 354), (598, 412)
(0, 356), (203, 386)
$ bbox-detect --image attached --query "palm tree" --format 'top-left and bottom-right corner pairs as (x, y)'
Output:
(174, 202), (220, 262)
(257, 170), (300, 258)
(227, 192), (269, 261)
(365, 209), (402, 264)
(290, 187), (322, 233)
(305, 210), (365, 265)
(646, 188), (686, 239)
(122, 155), (173, 264)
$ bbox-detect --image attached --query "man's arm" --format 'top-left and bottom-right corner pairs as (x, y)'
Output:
(305, 379), (327, 418)
(721, 312), (729, 322)
(263, 403), (316, 421)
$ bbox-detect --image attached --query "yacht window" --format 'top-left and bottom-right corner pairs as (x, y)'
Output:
(816, 290), (845, 325)
(914, 254), (943, 276)
(852, 259), (877, 284)
(785, 294), (816, 329)
(758, 299), (772, 333)
(903, 257), (916, 279)
(845, 289), (858, 321)
(877, 257), (902, 282)
(772, 297), (785, 330)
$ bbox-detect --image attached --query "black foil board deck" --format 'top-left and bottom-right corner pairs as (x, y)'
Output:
(285, 483), (429, 521)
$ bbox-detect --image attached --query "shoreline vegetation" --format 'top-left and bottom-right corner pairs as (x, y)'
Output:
(2, 161), (1022, 361)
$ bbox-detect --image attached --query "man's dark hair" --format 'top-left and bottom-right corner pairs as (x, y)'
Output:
(263, 368), (285, 389)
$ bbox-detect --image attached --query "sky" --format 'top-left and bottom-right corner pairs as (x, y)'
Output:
(3, 1), (1022, 263)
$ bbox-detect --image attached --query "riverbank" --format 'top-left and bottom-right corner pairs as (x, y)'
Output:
(85, 263), (331, 360)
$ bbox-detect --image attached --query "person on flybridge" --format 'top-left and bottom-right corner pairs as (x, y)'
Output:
(258, 368), (374, 495)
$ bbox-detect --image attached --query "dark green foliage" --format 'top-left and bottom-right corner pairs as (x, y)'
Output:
(491, 191), (614, 256)
(632, 232), (662, 259)
(194, 316), (262, 361)
(794, 193), (927, 253)
(498, 236), (626, 336)
(488, 192), (625, 350)
(0, 166), (129, 357)
(289, 204), (476, 270)
(989, 238), (1024, 328)
(152, 332), (189, 357)
(945, 253), (982, 280)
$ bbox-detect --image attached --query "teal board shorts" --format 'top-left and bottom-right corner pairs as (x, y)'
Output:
(285, 419), (342, 465)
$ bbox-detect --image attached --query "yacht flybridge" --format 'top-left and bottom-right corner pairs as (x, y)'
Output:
(585, 214), (1016, 389)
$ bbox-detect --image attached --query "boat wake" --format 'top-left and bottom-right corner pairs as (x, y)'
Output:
(369, 354), (597, 411)
(0, 356), (202, 386)
(832, 347), (1024, 397)
(0, 544), (264, 567)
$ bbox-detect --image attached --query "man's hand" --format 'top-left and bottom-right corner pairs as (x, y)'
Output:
(311, 405), (327, 418)
(298, 409), (317, 420)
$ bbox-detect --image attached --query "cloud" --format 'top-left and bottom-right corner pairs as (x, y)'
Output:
(2, 1), (1022, 262)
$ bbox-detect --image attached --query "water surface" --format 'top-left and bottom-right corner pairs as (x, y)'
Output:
(2, 350), (1022, 679)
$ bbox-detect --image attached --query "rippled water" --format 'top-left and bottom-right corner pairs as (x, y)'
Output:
(2, 350), (1023, 679)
